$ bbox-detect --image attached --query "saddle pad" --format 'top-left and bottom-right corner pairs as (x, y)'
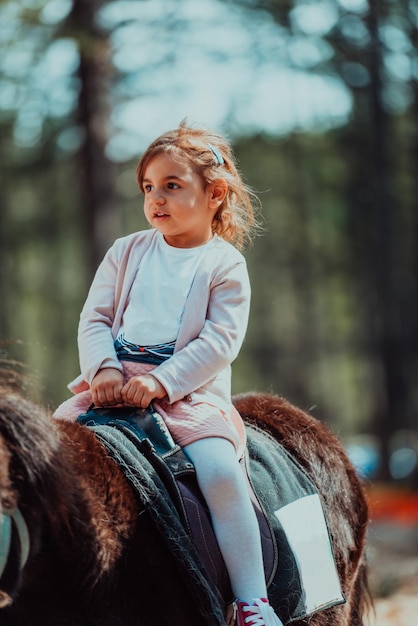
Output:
(77, 410), (275, 600)
(84, 417), (345, 625)
(245, 424), (345, 622)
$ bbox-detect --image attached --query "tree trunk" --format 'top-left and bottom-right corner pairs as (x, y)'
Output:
(365, 0), (410, 479)
(66, 0), (118, 278)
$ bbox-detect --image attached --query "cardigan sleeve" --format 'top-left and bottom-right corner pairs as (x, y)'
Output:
(77, 242), (123, 386)
(68, 230), (156, 391)
(150, 259), (251, 403)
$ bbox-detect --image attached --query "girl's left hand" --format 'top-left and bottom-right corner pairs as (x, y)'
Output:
(121, 374), (167, 408)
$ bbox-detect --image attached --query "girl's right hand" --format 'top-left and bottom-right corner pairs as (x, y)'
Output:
(91, 368), (124, 407)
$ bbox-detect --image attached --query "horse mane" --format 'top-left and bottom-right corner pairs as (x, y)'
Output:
(0, 367), (133, 586)
(0, 370), (63, 495)
(0, 378), (92, 580)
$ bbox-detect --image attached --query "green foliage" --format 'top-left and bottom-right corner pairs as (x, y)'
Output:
(1, 0), (417, 482)
(233, 132), (375, 433)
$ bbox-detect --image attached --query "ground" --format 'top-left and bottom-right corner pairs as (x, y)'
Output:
(365, 485), (418, 626)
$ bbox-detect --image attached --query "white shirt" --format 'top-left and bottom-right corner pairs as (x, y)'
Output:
(119, 232), (211, 345)
(70, 228), (251, 411)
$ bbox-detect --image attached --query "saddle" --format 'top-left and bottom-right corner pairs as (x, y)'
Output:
(77, 405), (344, 626)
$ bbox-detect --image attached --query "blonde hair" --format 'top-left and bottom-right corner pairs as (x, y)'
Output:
(136, 121), (260, 250)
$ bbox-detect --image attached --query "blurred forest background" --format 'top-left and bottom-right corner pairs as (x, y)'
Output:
(1, 0), (417, 484)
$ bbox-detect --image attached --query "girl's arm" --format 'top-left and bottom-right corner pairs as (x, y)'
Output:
(77, 243), (122, 386)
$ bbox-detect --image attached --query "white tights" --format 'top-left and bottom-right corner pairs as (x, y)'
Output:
(183, 437), (267, 602)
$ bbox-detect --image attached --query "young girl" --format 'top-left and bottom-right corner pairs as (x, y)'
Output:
(54, 122), (283, 626)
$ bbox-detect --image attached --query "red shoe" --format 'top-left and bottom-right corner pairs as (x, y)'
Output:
(232, 598), (284, 626)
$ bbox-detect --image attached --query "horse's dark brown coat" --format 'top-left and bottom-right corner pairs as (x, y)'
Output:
(0, 381), (371, 625)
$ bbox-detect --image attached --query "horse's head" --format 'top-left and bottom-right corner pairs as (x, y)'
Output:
(0, 375), (63, 607)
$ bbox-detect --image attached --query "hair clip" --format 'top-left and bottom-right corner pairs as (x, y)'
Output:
(207, 143), (224, 165)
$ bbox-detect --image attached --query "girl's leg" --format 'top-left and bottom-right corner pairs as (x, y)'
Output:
(183, 437), (267, 602)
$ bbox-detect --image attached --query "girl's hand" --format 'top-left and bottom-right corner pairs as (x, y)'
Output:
(121, 374), (166, 408)
(91, 368), (124, 407)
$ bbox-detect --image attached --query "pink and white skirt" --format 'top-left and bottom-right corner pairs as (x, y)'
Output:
(54, 361), (246, 458)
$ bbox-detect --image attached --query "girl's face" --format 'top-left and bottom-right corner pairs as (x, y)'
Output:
(142, 152), (226, 248)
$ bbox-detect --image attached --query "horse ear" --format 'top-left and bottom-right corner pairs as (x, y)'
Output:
(0, 391), (59, 490)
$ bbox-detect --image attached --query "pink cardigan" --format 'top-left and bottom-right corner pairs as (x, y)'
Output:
(69, 230), (251, 414)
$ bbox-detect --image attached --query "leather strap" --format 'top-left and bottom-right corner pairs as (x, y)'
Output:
(0, 507), (30, 579)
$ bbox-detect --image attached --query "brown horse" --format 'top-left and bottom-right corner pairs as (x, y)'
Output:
(0, 374), (371, 626)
